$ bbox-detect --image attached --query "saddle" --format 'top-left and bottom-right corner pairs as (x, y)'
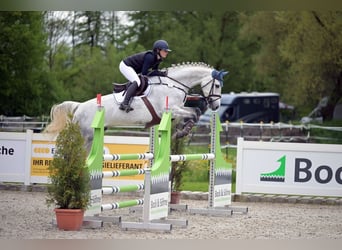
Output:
(113, 75), (148, 97)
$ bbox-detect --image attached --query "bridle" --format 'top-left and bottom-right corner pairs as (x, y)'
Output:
(200, 78), (222, 106)
(156, 75), (222, 105)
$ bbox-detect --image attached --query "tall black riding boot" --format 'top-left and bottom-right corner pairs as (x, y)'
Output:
(119, 81), (138, 112)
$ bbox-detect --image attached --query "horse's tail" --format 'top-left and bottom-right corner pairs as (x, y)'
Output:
(43, 101), (80, 137)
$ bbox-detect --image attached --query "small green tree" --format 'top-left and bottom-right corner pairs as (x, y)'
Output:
(170, 122), (190, 191)
(46, 115), (90, 209)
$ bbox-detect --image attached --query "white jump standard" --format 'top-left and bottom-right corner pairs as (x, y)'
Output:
(188, 112), (248, 216)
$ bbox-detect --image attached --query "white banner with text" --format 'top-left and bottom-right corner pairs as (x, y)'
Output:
(236, 138), (342, 197)
(0, 130), (148, 186)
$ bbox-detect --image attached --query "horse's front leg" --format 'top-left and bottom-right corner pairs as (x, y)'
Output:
(171, 106), (200, 122)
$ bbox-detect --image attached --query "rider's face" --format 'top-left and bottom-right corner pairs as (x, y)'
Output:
(159, 49), (169, 59)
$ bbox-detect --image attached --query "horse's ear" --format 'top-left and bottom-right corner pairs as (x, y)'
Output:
(219, 70), (229, 79)
(212, 69), (229, 86)
(212, 69), (229, 81)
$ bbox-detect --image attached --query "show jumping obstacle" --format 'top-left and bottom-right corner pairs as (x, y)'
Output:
(84, 95), (247, 231)
(85, 98), (186, 231)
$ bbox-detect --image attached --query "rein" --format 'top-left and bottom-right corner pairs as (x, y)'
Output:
(148, 76), (189, 102)
(149, 75), (221, 104)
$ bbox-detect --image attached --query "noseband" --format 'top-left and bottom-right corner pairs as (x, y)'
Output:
(201, 78), (222, 105)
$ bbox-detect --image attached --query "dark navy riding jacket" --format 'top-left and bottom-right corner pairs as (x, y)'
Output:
(123, 50), (165, 76)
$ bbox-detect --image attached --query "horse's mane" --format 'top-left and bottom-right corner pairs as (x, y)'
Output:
(167, 62), (213, 70)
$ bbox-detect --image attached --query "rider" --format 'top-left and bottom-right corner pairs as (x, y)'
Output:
(118, 39), (171, 112)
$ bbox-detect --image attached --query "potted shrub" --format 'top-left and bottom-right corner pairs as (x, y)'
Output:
(170, 122), (190, 204)
(170, 159), (187, 204)
(46, 115), (90, 231)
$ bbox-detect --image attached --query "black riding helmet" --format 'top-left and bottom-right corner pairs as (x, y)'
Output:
(153, 40), (172, 52)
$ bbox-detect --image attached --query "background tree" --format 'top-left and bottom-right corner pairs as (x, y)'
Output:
(45, 11), (131, 103)
(238, 11), (288, 93)
(239, 11), (342, 118)
(1, 11), (341, 120)
(279, 11), (342, 119)
(126, 11), (257, 94)
(45, 11), (71, 71)
(0, 11), (51, 115)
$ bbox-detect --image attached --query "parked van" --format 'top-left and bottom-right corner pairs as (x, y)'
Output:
(198, 92), (280, 124)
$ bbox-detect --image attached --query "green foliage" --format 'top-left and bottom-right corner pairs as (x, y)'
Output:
(181, 182), (208, 192)
(127, 11), (253, 94)
(2, 11), (341, 121)
(239, 11), (342, 120)
(170, 123), (189, 191)
(182, 160), (209, 183)
(0, 11), (49, 115)
(46, 115), (90, 209)
(306, 120), (342, 144)
(180, 144), (237, 192)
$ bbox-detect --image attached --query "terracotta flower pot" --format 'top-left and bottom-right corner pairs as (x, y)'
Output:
(54, 208), (84, 231)
(170, 191), (181, 204)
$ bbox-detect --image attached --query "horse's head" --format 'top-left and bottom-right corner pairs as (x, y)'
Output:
(166, 63), (228, 111)
(201, 69), (229, 111)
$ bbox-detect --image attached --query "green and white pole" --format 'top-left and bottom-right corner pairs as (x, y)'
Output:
(101, 199), (144, 211)
(102, 169), (145, 178)
(103, 153), (154, 161)
(170, 153), (215, 162)
(102, 184), (144, 194)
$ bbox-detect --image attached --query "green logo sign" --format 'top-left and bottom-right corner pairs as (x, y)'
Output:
(260, 155), (286, 182)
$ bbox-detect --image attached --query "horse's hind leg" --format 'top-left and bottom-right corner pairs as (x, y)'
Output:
(170, 106), (201, 139)
(81, 127), (94, 154)
(172, 119), (195, 139)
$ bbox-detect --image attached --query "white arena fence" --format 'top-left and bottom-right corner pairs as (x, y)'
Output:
(0, 122), (341, 198)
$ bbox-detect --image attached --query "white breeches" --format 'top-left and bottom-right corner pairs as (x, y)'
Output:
(119, 61), (141, 87)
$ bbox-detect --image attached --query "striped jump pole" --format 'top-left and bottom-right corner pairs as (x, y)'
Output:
(102, 169), (145, 178)
(103, 153), (154, 161)
(101, 199), (144, 211)
(102, 184), (145, 195)
(103, 153), (215, 163)
(170, 153), (215, 162)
